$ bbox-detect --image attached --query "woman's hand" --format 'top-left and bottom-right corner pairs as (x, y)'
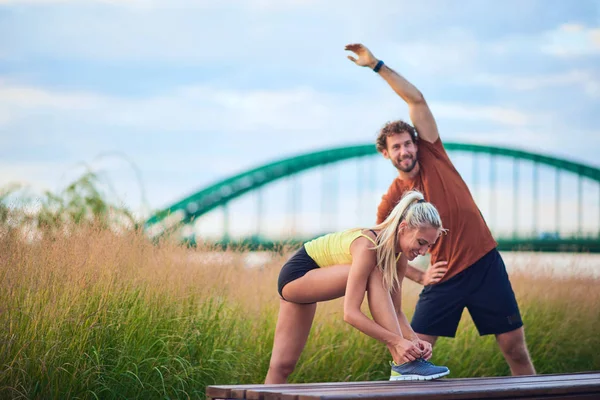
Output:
(391, 337), (422, 364)
(414, 339), (433, 361)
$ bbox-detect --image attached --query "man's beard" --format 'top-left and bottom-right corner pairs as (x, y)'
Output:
(393, 154), (418, 173)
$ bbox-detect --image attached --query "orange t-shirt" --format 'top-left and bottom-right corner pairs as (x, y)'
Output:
(376, 137), (497, 282)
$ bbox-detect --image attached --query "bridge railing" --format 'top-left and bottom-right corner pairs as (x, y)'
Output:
(145, 141), (600, 251)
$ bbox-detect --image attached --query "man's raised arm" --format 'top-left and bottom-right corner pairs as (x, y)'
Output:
(345, 43), (439, 143)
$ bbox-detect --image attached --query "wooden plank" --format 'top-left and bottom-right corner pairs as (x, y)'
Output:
(261, 381), (449, 400)
(207, 381), (383, 400)
(207, 384), (269, 399)
(251, 373), (600, 400)
(288, 384), (597, 400)
(498, 395), (600, 400)
(209, 382), (381, 400)
(246, 382), (386, 400)
(205, 385), (232, 399)
(255, 376), (600, 400)
(294, 378), (600, 398)
(293, 378), (600, 400)
(206, 372), (600, 400)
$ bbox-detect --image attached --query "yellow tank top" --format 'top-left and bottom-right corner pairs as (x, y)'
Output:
(303, 228), (378, 268)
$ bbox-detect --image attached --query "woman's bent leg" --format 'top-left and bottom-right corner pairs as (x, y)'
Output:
(266, 265), (350, 383)
(265, 299), (317, 384)
(282, 265), (351, 304)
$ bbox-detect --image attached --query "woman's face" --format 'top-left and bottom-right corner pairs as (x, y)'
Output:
(397, 224), (439, 261)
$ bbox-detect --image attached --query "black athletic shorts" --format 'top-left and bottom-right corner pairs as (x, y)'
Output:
(411, 248), (523, 337)
(277, 245), (320, 300)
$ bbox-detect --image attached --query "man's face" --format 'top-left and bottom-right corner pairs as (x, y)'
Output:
(382, 132), (418, 173)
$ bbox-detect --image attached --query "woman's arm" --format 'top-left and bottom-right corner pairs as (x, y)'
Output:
(391, 255), (420, 340)
(343, 237), (421, 362)
(392, 255), (433, 360)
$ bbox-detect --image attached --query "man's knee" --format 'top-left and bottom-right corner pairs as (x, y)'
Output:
(497, 329), (531, 364)
(416, 333), (438, 347)
(269, 359), (297, 378)
(504, 342), (530, 363)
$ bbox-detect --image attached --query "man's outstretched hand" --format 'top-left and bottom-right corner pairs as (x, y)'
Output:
(345, 43), (378, 69)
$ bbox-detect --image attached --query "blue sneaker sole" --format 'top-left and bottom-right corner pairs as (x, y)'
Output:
(389, 369), (450, 381)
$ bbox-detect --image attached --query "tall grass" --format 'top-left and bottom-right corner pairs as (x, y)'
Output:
(1, 224), (599, 399)
(1, 177), (599, 399)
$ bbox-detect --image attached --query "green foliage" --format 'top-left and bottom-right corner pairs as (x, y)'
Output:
(0, 291), (260, 399)
(1, 172), (139, 235)
(0, 183), (22, 225)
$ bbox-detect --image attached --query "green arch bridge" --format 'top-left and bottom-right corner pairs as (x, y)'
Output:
(145, 142), (600, 252)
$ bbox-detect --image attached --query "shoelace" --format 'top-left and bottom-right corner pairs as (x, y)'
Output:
(391, 358), (434, 367)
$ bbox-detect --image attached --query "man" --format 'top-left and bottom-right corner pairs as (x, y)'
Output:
(345, 43), (536, 376)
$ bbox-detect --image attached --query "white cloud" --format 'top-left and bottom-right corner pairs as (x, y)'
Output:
(0, 0), (316, 7)
(388, 29), (481, 76)
(430, 102), (534, 127)
(541, 23), (600, 57)
(0, 82), (105, 126)
(480, 22), (600, 61)
(1, 79), (552, 146)
(0, 0), (359, 64)
(451, 128), (600, 167)
(0, 0), (139, 4)
(0, 82), (102, 110)
(242, 0), (319, 10)
(469, 70), (600, 98)
(0, 81), (323, 131)
(0, 0), (487, 70)
(0, 161), (72, 193)
(453, 129), (551, 147)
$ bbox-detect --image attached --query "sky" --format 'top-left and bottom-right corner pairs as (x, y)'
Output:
(1, 0), (599, 238)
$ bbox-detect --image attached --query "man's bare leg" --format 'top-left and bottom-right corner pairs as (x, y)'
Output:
(496, 327), (536, 376)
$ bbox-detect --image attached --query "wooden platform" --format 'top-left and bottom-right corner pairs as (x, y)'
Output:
(206, 372), (600, 400)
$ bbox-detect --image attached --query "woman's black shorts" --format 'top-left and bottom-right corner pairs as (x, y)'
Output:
(277, 245), (320, 299)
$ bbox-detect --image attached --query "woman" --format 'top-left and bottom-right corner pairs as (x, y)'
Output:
(265, 190), (450, 384)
